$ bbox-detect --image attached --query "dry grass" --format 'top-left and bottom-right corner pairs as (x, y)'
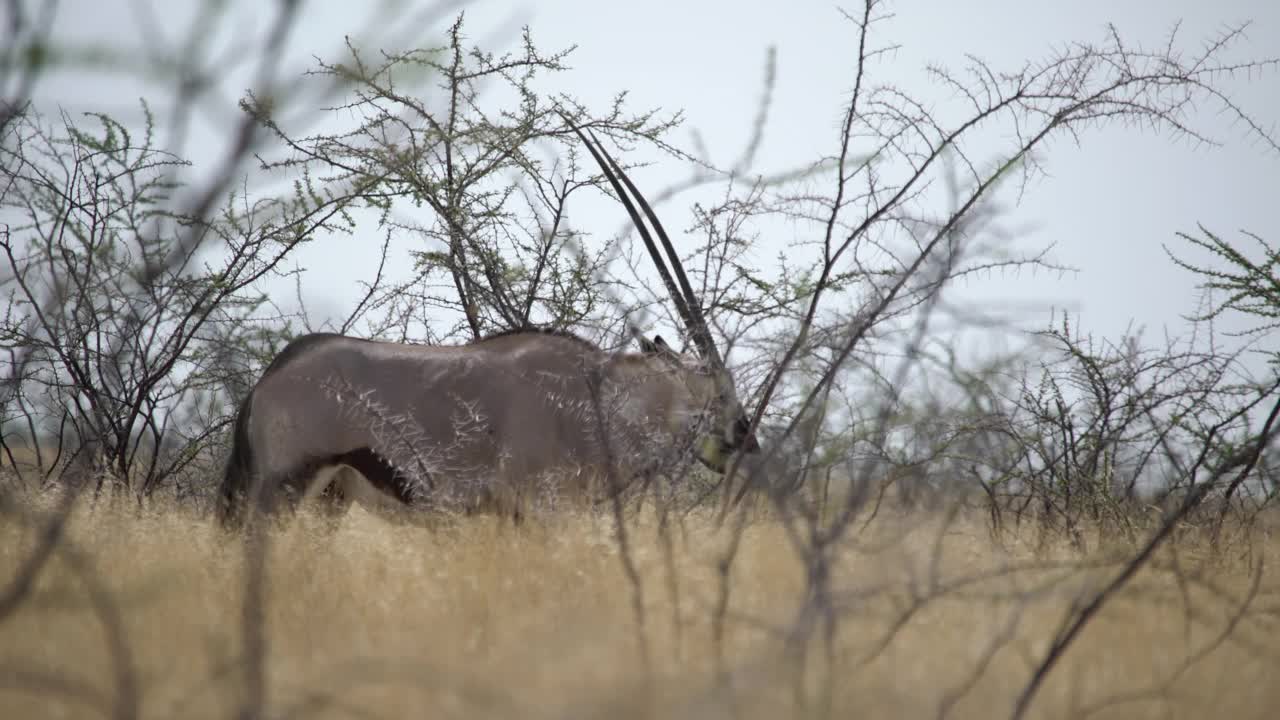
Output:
(1, 494), (1277, 719)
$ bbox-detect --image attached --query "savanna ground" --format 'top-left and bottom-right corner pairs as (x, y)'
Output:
(2, 484), (1276, 720)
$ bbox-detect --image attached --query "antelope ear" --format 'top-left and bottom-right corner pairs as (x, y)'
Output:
(652, 335), (673, 352)
(638, 336), (659, 354)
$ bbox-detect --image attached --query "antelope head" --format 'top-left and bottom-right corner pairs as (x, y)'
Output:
(570, 122), (761, 473)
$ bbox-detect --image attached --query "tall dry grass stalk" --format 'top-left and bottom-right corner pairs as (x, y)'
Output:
(1, 496), (1276, 719)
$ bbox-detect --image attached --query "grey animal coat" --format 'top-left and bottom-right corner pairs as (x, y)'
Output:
(219, 329), (748, 524)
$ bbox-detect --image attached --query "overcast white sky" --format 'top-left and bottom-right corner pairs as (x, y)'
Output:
(24, 0), (1280, 369)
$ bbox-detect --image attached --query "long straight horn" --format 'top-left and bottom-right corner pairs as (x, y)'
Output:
(585, 129), (725, 369)
(564, 119), (723, 368)
(566, 122), (697, 344)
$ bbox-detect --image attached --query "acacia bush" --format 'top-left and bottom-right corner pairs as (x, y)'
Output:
(0, 110), (278, 499)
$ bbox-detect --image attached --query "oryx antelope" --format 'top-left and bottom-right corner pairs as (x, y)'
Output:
(218, 125), (759, 527)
